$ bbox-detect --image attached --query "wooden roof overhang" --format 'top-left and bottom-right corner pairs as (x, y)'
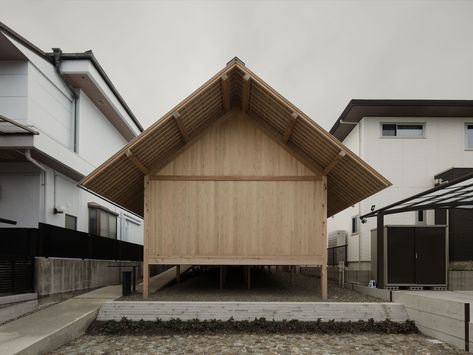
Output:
(81, 58), (391, 217)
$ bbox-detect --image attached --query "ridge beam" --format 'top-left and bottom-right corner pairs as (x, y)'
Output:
(173, 112), (189, 143)
(241, 74), (251, 113)
(221, 74), (231, 112)
(322, 150), (346, 176)
(126, 149), (149, 174)
(282, 112), (298, 143)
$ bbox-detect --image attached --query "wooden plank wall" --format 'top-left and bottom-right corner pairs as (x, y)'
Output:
(146, 113), (325, 265)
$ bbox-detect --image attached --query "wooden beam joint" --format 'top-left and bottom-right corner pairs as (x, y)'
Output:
(283, 112), (298, 143)
(322, 150), (346, 176)
(221, 74), (231, 112)
(126, 149), (149, 174)
(173, 112), (189, 143)
(241, 74), (251, 113)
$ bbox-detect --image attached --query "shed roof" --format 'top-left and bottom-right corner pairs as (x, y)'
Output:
(81, 59), (390, 217)
(361, 172), (473, 218)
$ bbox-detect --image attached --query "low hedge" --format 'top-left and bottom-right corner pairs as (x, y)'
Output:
(88, 317), (418, 335)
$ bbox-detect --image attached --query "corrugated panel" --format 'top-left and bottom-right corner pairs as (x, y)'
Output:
(81, 61), (390, 217)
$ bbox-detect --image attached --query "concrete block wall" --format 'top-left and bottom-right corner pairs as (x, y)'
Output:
(449, 271), (473, 291)
(35, 257), (142, 296)
(98, 301), (409, 322)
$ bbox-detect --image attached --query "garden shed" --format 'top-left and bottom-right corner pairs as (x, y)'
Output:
(81, 58), (390, 300)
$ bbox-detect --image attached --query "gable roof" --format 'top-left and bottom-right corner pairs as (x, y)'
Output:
(81, 58), (390, 217)
(330, 99), (473, 141)
(0, 21), (143, 133)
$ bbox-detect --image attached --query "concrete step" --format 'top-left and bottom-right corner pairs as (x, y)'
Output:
(0, 285), (121, 355)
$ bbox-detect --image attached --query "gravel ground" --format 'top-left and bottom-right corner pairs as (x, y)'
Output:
(121, 267), (380, 302)
(51, 333), (464, 354)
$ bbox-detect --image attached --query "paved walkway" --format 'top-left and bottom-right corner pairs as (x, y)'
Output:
(0, 285), (121, 355)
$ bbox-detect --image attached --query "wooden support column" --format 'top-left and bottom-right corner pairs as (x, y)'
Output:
(321, 175), (328, 301)
(241, 74), (251, 113)
(283, 112), (298, 143)
(221, 74), (231, 112)
(143, 175), (150, 298)
(176, 265), (181, 284)
(220, 265), (223, 290)
(247, 266), (251, 290)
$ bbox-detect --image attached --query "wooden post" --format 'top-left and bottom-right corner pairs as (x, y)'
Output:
(290, 265), (295, 284)
(247, 266), (251, 290)
(321, 175), (328, 301)
(143, 175), (150, 299)
(220, 265), (223, 290)
(176, 265), (181, 284)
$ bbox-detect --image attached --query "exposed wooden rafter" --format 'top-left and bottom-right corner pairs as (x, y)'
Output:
(241, 74), (251, 112)
(322, 150), (346, 176)
(282, 112), (298, 143)
(173, 112), (189, 143)
(126, 149), (149, 174)
(221, 74), (231, 112)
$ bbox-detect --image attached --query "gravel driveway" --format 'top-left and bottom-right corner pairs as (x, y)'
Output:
(51, 333), (464, 354)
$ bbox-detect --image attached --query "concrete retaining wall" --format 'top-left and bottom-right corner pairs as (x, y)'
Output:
(353, 285), (392, 302)
(98, 301), (409, 322)
(392, 292), (470, 352)
(35, 257), (142, 296)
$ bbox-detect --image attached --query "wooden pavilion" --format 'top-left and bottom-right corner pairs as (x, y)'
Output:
(81, 58), (390, 300)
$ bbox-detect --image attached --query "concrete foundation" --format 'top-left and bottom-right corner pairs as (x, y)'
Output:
(35, 257), (142, 296)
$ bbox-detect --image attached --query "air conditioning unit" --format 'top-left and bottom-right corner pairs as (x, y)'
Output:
(328, 230), (347, 248)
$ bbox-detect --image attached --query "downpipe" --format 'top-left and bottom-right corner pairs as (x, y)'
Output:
(24, 148), (48, 224)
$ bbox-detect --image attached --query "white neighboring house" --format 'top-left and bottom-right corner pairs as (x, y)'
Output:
(328, 99), (473, 278)
(0, 22), (144, 244)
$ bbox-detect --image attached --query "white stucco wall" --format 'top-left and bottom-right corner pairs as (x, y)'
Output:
(328, 116), (473, 263)
(0, 61), (28, 123)
(77, 90), (127, 167)
(0, 163), (40, 228)
(27, 63), (74, 150)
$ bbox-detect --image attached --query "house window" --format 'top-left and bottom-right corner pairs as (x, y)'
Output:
(351, 216), (359, 234)
(466, 124), (473, 149)
(381, 123), (424, 138)
(88, 204), (117, 239)
(65, 214), (77, 230)
(417, 210), (426, 224)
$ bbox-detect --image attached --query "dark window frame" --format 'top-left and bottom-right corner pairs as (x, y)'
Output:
(381, 123), (425, 138)
(88, 205), (118, 239)
(351, 215), (359, 235)
(466, 123), (473, 150)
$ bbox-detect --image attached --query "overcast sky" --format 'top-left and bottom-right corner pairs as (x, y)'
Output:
(2, 0), (473, 130)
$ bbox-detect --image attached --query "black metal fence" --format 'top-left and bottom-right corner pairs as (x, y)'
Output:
(0, 223), (143, 294)
(327, 245), (347, 266)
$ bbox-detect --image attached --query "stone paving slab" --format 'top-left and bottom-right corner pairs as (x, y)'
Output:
(51, 333), (465, 354)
